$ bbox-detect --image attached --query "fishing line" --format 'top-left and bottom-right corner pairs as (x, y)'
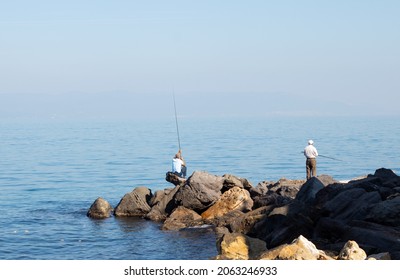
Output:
(173, 91), (181, 150)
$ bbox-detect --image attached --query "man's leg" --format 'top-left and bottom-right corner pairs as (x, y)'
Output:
(310, 159), (317, 177)
(181, 165), (187, 178)
(306, 160), (311, 180)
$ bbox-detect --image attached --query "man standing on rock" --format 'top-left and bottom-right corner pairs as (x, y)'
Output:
(304, 140), (318, 180)
(172, 149), (187, 179)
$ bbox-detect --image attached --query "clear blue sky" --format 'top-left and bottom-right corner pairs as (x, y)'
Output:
(1, 0), (399, 120)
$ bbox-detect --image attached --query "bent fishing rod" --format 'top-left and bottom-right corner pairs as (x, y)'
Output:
(173, 92), (181, 151)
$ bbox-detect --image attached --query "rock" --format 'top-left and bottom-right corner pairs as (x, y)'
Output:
(146, 186), (180, 221)
(367, 252), (391, 260)
(229, 206), (273, 234)
(87, 197), (113, 219)
(114, 187), (152, 217)
(342, 220), (400, 255)
(251, 200), (314, 249)
(222, 174), (253, 192)
(295, 177), (325, 205)
(267, 178), (306, 199)
(251, 181), (270, 197)
(165, 172), (186, 187)
(217, 232), (267, 260)
(207, 210), (245, 230)
(316, 174), (337, 186)
(259, 235), (323, 260)
(201, 187), (253, 220)
(365, 196), (400, 226)
(320, 188), (381, 222)
(174, 171), (225, 212)
(162, 206), (203, 231)
(252, 192), (291, 209)
(373, 168), (398, 181)
(338, 240), (367, 260)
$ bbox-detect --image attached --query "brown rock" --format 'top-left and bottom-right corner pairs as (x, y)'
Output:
(218, 232), (267, 260)
(146, 186), (180, 221)
(259, 235), (322, 260)
(201, 187), (253, 220)
(162, 206), (203, 231)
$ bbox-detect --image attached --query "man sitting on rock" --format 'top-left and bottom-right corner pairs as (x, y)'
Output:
(172, 149), (187, 179)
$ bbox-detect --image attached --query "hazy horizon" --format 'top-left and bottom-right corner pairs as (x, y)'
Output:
(1, 1), (399, 120)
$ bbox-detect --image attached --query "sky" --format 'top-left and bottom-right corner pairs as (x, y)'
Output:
(0, 0), (399, 120)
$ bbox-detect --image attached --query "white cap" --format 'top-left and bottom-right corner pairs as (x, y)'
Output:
(308, 140), (314, 145)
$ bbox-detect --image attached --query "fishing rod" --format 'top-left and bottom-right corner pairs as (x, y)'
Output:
(318, 155), (344, 162)
(173, 92), (181, 151)
(300, 151), (343, 161)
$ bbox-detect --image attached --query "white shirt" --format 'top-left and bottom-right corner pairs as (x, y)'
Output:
(172, 158), (184, 173)
(304, 144), (318, 159)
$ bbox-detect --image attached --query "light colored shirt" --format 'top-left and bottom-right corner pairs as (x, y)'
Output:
(304, 144), (318, 159)
(172, 158), (184, 173)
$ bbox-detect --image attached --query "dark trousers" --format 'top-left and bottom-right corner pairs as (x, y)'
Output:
(175, 166), (187, 179)
(306, 158), (317, 179)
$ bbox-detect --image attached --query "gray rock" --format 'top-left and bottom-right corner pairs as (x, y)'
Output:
(146, 186), (180, 221)
(114, 187), (152, 217)
(174, 171), (224, 212)
(365, 196), (400, 226)
(295, 177), (325, 205)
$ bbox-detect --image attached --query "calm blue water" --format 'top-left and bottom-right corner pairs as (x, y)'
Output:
(0, 116), (399, 260)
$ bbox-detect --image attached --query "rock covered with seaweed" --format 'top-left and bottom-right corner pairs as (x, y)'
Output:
(88, 168), (400, 260)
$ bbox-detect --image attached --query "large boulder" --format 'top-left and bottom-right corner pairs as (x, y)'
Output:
(201, 187), (253, 220)
(217, 232), (267, 260)
(87, 197), (113, 219)
(259, 235), (329, 260)
(162, 206), (203, 231)
(295, 177), (325, 205)
(146, 186), (180, 221)
(250, 200), (314, 249)
(174, 171), (225, 212)
(114, 187), (152, 217)
(365, 195), (400, 226)
(320, 188), (381, 222)
(229, 206), (273, 234)
(265, 178), (306, 199)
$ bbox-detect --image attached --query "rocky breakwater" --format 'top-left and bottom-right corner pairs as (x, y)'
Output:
(87, 168), (400, 260)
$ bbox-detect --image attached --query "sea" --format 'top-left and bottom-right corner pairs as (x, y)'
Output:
(0, 115), (399, 260)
